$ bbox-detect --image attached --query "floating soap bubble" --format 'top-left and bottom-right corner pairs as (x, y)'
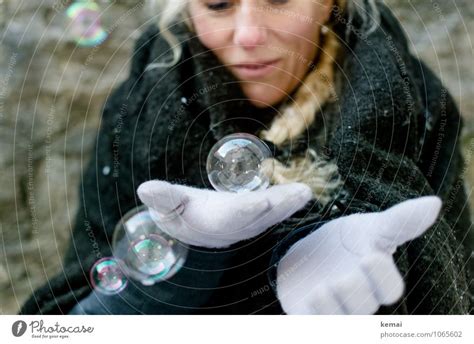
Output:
(66, 1), (108, 47)
(90, 257), (128, 295)
(112, 206), (188, 286)
(98, 133), (272, 292)
(207, 133), (273, 193)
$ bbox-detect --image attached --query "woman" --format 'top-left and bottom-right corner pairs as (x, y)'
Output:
(21, 0), (472, 314)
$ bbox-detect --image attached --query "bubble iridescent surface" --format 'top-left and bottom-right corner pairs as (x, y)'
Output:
(126, 234), (172, 277)
(66, 1), (107, 47)
(112, 206), (189, 286)
(90, 257), (128, 295)
(207, 133), (273, 192)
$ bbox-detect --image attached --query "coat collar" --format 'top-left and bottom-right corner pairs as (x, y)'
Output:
(168, 9), (351, 146)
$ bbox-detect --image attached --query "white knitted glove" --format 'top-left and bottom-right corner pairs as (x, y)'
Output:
(137, 180), (313, 248)
(276, 196), (442, 314)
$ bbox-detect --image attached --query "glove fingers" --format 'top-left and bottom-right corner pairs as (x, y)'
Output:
(215, 183), (310, 243)
(137, 180), (189, 215)
(257, 183), (313, 221)
(360, 253), (405, 305)
(197, 188), (270, 224)
(376, 196), (442, 248)
(331, 268), (380, 315)
(218, 200), (271, 239)
(235, 198), (270, 220)
(212, 183), (309, 235)
(308, 285), (344, 315)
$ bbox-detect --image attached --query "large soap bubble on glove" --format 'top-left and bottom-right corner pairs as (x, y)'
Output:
(207, 133), (274, 193)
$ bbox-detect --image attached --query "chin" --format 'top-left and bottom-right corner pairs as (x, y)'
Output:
(243, 86), (286, 108)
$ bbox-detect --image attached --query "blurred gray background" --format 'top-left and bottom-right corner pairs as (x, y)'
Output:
(0, 0), (473, 314)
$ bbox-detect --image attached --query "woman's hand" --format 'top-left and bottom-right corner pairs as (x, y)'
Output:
(137, 180), (313, 248)
(276, 196), (442, 314)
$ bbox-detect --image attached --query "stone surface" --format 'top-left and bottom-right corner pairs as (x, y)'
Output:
(385, 0), (474, 128)
(0, 0), (148, 314)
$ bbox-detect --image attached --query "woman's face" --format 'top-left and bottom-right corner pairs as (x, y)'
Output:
(188, 0), (333, 107)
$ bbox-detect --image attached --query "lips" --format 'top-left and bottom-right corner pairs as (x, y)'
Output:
(232, 59), (280, 78)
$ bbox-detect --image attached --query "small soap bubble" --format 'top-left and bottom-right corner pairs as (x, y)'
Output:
(207, 133), (273, 193)
(66, 1), (108, 47)
(90, 257), (128, 295)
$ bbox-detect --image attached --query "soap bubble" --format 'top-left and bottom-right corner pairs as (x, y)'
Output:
(207, 133), (273, 192)
(90, 257), (128, 295)
(66, 1), (108, 47)
(112, 206), (188, 286)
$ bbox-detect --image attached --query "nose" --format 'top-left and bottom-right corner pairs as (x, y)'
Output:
(233, 4), (267, 48)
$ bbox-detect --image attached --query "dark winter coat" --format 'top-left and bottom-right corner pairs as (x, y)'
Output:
(21, 3), (472, 315)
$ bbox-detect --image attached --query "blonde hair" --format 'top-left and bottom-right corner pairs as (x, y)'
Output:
(145, 0), (380, 68)
(144, 0), (381, 204)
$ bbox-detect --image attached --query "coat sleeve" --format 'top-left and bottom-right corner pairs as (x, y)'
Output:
(19, 25), (161, 315)
(268, 28), (472, 314)
(328, 80), (471, 315)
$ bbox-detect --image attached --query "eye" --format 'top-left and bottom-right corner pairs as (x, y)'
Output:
(206, 1), (233, 11)
(268, 0), (289, 5)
